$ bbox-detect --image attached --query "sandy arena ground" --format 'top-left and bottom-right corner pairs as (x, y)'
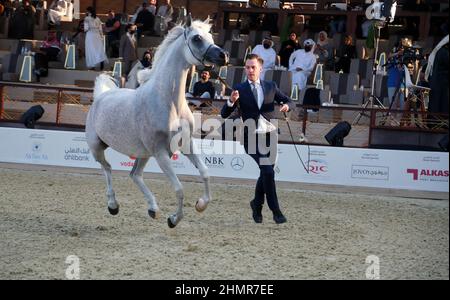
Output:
(0, 165), (448, 280)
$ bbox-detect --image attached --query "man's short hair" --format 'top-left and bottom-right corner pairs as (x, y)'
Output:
(246, 54), (264, 66)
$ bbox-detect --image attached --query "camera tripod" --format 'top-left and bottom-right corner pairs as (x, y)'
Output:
(353, 22), (387, 125)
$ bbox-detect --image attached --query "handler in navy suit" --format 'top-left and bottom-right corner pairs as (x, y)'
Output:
(221, 54), (292, 224)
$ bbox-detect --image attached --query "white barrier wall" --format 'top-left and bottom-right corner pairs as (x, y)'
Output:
(0, 127), (448, 192)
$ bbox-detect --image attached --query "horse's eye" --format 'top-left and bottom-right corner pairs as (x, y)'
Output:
(193, 35), (202, 43)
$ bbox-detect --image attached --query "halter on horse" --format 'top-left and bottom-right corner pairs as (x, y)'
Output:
(85, 16), (229, 228)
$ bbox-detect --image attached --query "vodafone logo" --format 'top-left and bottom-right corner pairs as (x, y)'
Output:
(407, 168), (449, 182)
(120, 156), (136, 167)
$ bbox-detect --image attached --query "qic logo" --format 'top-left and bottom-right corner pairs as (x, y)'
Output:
(308, 159), (328, 174)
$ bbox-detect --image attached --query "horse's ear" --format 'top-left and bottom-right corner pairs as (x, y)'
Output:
(185, 13), (192, 28)
(204, 15), (211, 25)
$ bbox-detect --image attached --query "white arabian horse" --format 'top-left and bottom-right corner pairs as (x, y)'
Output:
(85, 16), (229, 228)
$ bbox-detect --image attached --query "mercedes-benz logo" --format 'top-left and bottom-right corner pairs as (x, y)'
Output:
(231, 157), (244, 171)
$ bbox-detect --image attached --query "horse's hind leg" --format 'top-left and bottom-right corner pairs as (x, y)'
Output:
(184, 141), (211, 212)
(154, 149), (184, 228)
(129, 157), (160, 219)
(91, 147), (119, 215)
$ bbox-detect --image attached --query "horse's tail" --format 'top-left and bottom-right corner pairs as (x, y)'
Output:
(93, 74), (118, 100)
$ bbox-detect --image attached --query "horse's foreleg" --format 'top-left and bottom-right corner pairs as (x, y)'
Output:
(129, 157), (160, 219)
(93, 150), (119, 215)
(154, 150), (184, 228)
(185, 152), (211, 213)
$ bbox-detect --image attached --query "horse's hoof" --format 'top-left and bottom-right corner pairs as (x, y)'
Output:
(148, 209), (160, 219)
(195, 198), (208, 213)
(167, 217), (177, 228)
(108, 205), (119, 215)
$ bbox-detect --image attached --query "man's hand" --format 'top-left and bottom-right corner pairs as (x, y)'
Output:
(230, 90), (240, 104)
(279, 104), (290, 113)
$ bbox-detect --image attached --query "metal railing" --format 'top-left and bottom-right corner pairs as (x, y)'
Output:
(1, 82), (447, 149)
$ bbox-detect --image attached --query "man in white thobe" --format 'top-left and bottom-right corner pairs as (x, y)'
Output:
(289, 39), (317, 90)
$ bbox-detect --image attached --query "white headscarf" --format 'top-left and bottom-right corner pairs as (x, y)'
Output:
(425, 35), (449, 81)
(317, 31), (329, 47)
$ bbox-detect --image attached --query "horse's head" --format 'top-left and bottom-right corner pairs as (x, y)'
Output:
(183, 15), (229, 67)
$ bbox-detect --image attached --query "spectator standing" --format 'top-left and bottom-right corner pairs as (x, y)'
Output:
(120, 24), (138, 75)
(386, 41), (405, 110)
(84, 7), (108, 70)
(104, 10), (121, 58)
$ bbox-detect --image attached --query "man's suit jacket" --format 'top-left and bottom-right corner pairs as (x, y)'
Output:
(221, 80), (292, 123)
(221, 80), (292, 153)
(119, 33), (138, 62)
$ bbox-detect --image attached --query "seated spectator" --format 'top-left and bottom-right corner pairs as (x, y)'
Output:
(156, 0), (174, 32)
(135, 2), (155, 38)
(251, 36), (277, 79)
(278, 31), (300, 69)
(148, 0), (157, 15)
(314, 31), (334, 70)
(335, 34), (356, 73)
(186, 70), (216, 107)
(131, 1), (156, 23)
(289, 39), (317, 91)
(47, 0), (67, 26)
(34, 30), (61, 81)
(125, 49), (153, 89)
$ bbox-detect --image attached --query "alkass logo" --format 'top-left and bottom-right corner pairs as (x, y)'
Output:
(407, 168), (449, 181)
(308, 159), (328, 174)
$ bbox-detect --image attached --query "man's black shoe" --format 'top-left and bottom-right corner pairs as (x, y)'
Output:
(250, 200), (263, 223)
(273, 211), (287, 224)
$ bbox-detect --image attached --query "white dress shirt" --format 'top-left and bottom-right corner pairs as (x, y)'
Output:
(227, 79), (264, 109)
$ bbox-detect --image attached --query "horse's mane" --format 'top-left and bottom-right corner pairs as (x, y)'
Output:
(151, 20), (212, 69)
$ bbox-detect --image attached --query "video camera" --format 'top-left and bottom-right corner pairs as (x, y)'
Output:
(397, 45), (424, 65)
